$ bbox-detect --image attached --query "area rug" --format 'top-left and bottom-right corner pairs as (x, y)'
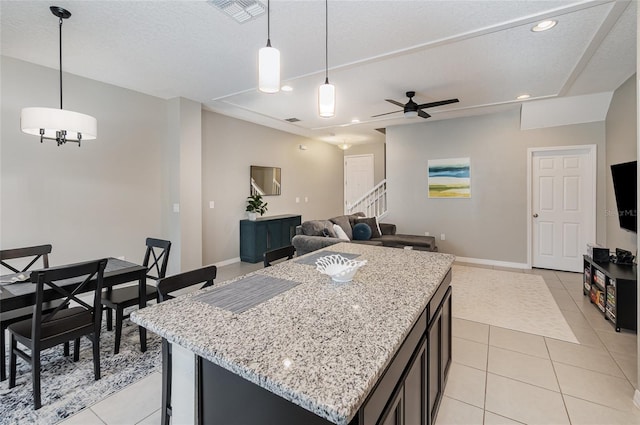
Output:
(0, 320), (161, 425)
(451, 265), (579, 343)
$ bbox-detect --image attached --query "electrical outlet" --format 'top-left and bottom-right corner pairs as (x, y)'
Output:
(209, 201), (215, 209)
(304, 197), (309, 203)
(425, 232), (430, 236)
(440, 233), (446, 241)
(295, 197), (300, 203)
(173, 203), (180, 213)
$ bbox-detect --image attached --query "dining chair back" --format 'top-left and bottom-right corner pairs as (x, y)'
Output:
(143, 237), (172, 280)
(263, 245), (296, 267)
(101, 237), (171, 354)
(7, 258), (108, 409)
(0, 244), (63, 382)
(0, 244), (51, 273)
(156, 264), (217, 425)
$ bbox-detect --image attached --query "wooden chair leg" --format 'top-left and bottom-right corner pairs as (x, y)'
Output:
(161, 338), (172, 425)
(8, 333), (17, 388)
(93, 334), (101, 380)
(32, 349), (42, 410)
(114, 307), (124, 355)
(63, 341), (70, 357)
(73, 338), (81, 362)
(106, 308), (113, 331)
(1, 326), (6, 382)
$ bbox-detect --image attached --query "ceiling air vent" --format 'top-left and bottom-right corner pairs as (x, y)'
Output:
(208, 0), (265, 23)
(285, 118), (301, 123)
(375, 128), (386, 134)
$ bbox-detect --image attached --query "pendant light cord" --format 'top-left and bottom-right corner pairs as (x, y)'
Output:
(324, 0), (329, 84)
(266, 0), (271, 47)
(58, 15), (63, 109)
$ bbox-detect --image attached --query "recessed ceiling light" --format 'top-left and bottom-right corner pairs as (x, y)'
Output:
(531, 20), (557, 32)
(281, 85), (293, 92)
(351, 119), (360, 123)
(517, 94), (531, 100)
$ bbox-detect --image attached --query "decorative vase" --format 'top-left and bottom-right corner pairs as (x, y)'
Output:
(248, 212), (257, 221)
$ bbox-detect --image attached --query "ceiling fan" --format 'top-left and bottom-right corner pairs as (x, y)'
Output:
(372, 91), (459, 119)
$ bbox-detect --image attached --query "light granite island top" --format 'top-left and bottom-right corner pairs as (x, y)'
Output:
(131, 243), (455, 425)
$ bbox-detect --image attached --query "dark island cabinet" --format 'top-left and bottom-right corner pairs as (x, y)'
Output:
(197, 269), (453, 425)
(240, 214), (301, 263)
(366, 271), (452, 425)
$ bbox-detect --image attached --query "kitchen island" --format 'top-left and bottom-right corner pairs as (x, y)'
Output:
(132, 243), (455, 425)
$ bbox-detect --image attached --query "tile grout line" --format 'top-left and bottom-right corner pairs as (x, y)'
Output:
(549, 271), (576, 425)
(483, 325), (490, 424)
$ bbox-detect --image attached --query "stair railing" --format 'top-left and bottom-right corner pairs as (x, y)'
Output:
(346, 179), (387, 219)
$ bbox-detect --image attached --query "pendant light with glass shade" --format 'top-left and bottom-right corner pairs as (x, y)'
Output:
(258, 0), (280, 93)
(318, 0), (335, 117)
(20, 6), (97, 147)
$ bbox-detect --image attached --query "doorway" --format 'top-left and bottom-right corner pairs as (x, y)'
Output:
(344, 154), (374, 214)
(528, 145), (597, 272)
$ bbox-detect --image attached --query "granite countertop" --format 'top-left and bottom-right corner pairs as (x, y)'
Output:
(131, 243), (455, 425)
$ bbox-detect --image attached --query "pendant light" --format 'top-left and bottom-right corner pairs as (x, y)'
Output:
(20, 6), (97, 147)
(318, 0), (335, 117)
(258, 0), (280, 93)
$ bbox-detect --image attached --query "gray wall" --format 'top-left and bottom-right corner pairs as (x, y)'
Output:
(605, 75), (637, 253)
(344, 142), (386, 185)
(386, 107), (607, 264)
(1, 57), (167, 266)
(201, 111), (344, 264)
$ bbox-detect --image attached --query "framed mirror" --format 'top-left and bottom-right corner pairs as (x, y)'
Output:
(250, 165), (281, 196)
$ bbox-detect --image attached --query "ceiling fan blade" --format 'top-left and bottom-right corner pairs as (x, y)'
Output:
(371, 110), (401, 118)
(417, 98), (460, 109)
(385, 99), (405, 108)
(418, 110), (431, 119)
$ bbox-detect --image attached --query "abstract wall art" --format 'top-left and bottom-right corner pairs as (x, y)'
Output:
(428, 157), (471, 198)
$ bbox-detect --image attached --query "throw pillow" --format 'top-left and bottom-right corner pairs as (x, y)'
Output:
(329, 215), (353, 240)
(333, 224), (350, 241)
(352, 223), (372, 240)
(301, 220), (336, 238)
(355, 217), (382, 238)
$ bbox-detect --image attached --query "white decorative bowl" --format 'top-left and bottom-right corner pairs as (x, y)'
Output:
(315, 254), (367, 283)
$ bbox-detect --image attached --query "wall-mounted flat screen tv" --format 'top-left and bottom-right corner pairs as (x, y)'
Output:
(250, 165), (281, 196)
(610, 160), (637, 233)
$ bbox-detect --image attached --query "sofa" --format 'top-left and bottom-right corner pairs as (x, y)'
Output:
(292, 212), (438, 256)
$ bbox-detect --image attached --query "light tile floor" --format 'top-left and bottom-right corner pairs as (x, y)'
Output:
(58, 262), (639, 424)
(436, 264), (640, 425)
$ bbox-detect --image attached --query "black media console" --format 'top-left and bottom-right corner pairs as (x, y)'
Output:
(583, 255), (637, 332)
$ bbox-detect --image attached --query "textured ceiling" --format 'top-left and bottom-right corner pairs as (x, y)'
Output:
(1, 0), (636, 146)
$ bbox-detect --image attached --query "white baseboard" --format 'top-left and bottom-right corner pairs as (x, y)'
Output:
(454, 256), (530, 270)
(213, 257), (241, 267)
(634, 389), (640, 410)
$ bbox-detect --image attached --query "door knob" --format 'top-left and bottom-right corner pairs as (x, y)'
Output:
(533, 213), (539, 218)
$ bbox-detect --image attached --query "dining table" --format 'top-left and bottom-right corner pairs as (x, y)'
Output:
(0, 257), (150, 351)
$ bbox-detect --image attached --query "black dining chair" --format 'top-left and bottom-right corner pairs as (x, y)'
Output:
(0, 244), (70, 382)
(157, 265), (217, 425)
(101, 238), (171, 354)
(263, 245), (296, 267)
(8, 258), (108, 410)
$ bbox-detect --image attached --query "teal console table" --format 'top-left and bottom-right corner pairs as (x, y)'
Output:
(240, 214), (302, 263)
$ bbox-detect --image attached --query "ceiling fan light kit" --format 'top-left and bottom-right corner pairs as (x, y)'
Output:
(20, 6), (97, 146)
(373, 90), (459, 120)
(318, 0), (335, 118)
(258, 0), (280, 93)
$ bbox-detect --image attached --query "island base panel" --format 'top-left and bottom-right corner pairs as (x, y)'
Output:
(198, 358), (359, 425)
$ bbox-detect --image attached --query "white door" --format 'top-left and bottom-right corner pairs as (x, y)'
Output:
(344, 154), (374, 213)
(531, 147), (596, 272)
